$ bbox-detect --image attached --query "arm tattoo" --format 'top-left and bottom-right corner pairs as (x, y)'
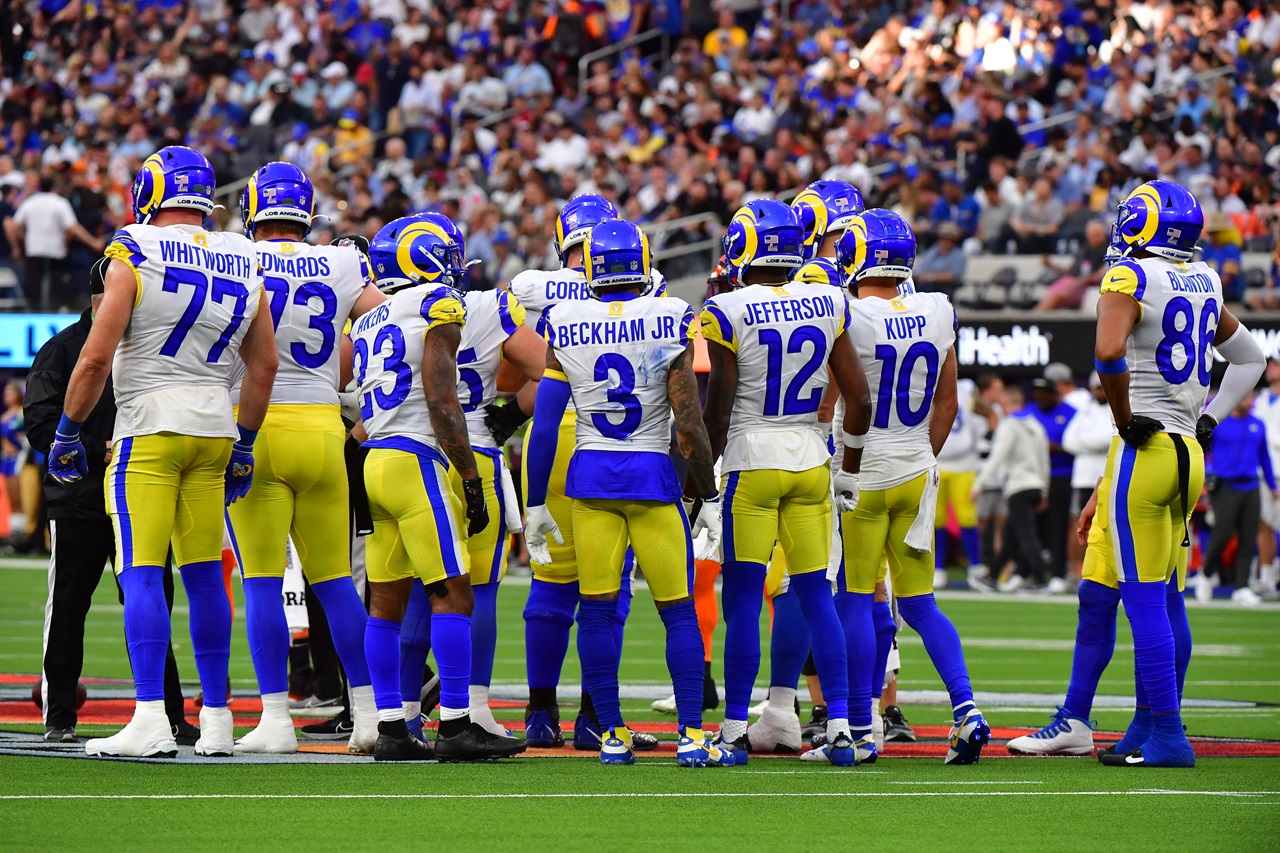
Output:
(423, 323), (478, 480)
(670, 348), (717, 498)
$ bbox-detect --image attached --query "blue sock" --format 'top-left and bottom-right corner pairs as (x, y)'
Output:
(790, 571), (847, 720)
(1166, 579), (1192, 702)
(659, 601), (705, 729)
(961, 527), (982, 566)
(871, 600), (896, 701)
(179, 560), (230, 709)
(470, 583), (499, 688)
(768, 591), (810, 690)
(524, 579), (579, 699)
(119, 565), (169, 702)
(1062, 580), (1120, 719)
(366, 616), (403, 713)
(399, 583), (431, 705)
(614, 574), (633, 662)
(835, 591), (875, 730)
(721, 561), (767, 721)
(577, 599), (623, 730)
(1119, 581), (1178, 715)
(897, 593), (974, 721)
(934, 530), (947, 570)
(310, 576), (370, 688)
(431, 612), (472, 716)
(243, 576), (290, 696)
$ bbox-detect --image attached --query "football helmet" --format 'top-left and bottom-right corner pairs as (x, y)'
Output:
(722, 199), (805, 286)
(130, 146), (216, 225)
(555, 194), (619, 267)
(241, 161), (315, 238)
(368, 214), (466, 295)
(791, 180), (866, 260)
(583, 220), (653, 297)
(1112, 179), (1203, 263)
(836, 209), (916, 285)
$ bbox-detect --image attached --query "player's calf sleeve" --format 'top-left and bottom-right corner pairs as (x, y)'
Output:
(524, 579), (578, 705)
(721, 561), (767, 723)
(366, 617), (404, 720)
(872, 600), (896, 700)
(243, 576), (290, 696)
(469, 583), (499, 688)
(693, 560), (720, 661)
(897, 593), (974, 721)
(399, 583), (431, 708)
(961, 527), (982, 567)
(768, 591), (810, 694)
(659, 600), (705, 729)
(119, 565), (170, 703)
(1062, 580), (1120, 720)
(835, 591), (875, 731)
(430, 612), (472, 719)
(1166, 580), (1192, 701)
(613, 578), (633, 662)
(179, 560), (231, 709)
(576, 599), (623, 731)
(1119, 581), (1178, 715)
(310, 576), (370, 688)
(790, 571), (848, 720)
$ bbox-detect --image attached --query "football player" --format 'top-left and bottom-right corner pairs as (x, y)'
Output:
(700, 199), (872, 766)
(50, 147), (278, 757)
(830, 209), (990, 765)
(227, 162), (387, 755)
(524, 220), (728, 767)
(351, 215), (526, 762)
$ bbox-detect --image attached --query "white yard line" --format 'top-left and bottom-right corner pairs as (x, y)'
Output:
(0, 790), (1276, 801)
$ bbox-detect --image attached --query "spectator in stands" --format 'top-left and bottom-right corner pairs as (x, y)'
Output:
(4, 175), (103, 310)
(1062, 371), (1112, 527)
(913, 222), (967, 297)
(1011, 178), (1065, 254)
(928, 174), (981, 241)
(1028, 373), (1077, 591)
(1036, 220), (1111, 311)
(1202, 213), (1245, 302)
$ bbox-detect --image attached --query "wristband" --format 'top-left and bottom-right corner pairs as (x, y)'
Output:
(842, 432), (866, 450)
(56, 413), (83, 440)
(1093, 356), (1128, 375)
(235, 424), (259, 448)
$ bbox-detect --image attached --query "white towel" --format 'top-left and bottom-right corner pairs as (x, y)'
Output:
(904, 465), (940, 553)
(499, 455), (523, 533)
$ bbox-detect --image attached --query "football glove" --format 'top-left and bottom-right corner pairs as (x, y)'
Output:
(1195, 413), (1217, 452)
(683, 494), (722, 562)
(832, 470), (860, 513)
(525, 504), (563, 566)
(48, 415), (87, 484)
(1119, 414), (1164, 448)
(461, 476), (489, 536)
(484, 401), (531, 448)
(224, 426), (257, 505)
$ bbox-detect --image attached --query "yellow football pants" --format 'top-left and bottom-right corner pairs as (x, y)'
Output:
(447, 448), (509, 585)
(841, 471), (934, 597)
(522, 412), (578, 582)
(722, 465), (832, 575)
(364, 447), (468, 585)
(573, 498), (692, 601)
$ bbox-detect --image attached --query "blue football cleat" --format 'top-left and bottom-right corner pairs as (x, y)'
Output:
(600, 727), (636, 765)
(710, 732), (749, 766)
(799, 732), (856, 766)
(946, 710), (991, 765)
(853, 733), (878, 764)
(523, 708), (564, 748)
(1107, 706), (1154, 759)
(1099, 733), (1195, 768)
(676, 727), (733, 768)
(573, 712), (602, 751)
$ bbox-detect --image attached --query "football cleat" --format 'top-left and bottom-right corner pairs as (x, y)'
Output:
(651, 694), (678, 715)
(573, 712), (602, 751)
(711, 732), (749, 766)
(348, 687), (378, 754)
(436, 723), (528, 762)
(746, 705), (802, 754)
(86, 706), (177, 758)
(854, 734), (878, 764)
(44, 727), (75, 743)
(934, 569), (949, 590)
(193, 706), (235, 757)
(747, 699), (768, 719)
(300, 713), (352, 740)
(802, 704), (828, 742)
(882, 705), (917, 743)
(523, 706), (565, 748)
(374, 724), (435, 762)
(600, 727), (636, 765)
(1006, 707), (1094, 756)
(1098, 735), (1195, 768)
(945, 710), (991, 765)
(632, 731), (659, 752)
(171, 721), (201, 745)
(676, 727), (733, 767)
(799, 732), (856, 766)
(234, 713), (298, 754)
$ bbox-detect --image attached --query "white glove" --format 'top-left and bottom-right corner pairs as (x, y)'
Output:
(684, 495), (722, 562)
(832, 470), (860, 513)
(524, 504), (563, 566)
(498, 456), (523, 533)
(338, 385), (361, 430)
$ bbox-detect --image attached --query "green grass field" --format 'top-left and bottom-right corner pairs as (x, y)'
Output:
(1, 555), (1278, 851)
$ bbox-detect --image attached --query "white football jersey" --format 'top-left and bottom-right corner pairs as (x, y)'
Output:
(351, 284), (466, 452)
(848, 291), (957, 489)
(937, 404), (983, 473)
(104, 223), (262, 440)
(1099, 257), (1222, 436)
(545, 294), (692, 455)
(701, 282), (850, 474)
(1253, 389), (1280, 472)
(231, 240), (373, 406)
(459, 288), (527, 448)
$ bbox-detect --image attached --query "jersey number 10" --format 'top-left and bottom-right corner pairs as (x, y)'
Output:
(873, 342), (939, 429)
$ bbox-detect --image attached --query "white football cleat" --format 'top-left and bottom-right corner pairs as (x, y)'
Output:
(234, 713), (298, 754)
(934, 569), (949, 591)
(1232, 587), (1263, 607)
(1046, 577), (1071, 595)
(85, 702), (176, 758)
(676, 727), (733, 767)
(997, 574), (1025, 593)
(194, 706), (235, 757)
(650, 694), (678, 715)
(1006, 707), (1094, 756)
(747, 698), (768, 719)
(746, 705), (802, 754)
(1194, 571), (1217, 604)
(348, 685), (378, 754)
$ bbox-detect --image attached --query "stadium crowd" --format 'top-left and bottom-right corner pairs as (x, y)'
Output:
(2, 0), (1280, 309)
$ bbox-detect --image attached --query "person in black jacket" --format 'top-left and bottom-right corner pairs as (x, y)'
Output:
(24, 258), (198, 744)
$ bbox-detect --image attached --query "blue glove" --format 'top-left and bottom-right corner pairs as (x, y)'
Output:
(48, 414), (88, 484)
(224, 425), (257, 505)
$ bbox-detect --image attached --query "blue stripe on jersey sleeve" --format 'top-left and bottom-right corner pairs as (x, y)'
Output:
(678, 306), (694, 347)
(105, 230), (146, 269)
(497, 289), (519, 336)
(700, 301), (734, 348)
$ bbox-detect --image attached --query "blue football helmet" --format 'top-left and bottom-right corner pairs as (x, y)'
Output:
(583, 220), (653, 297)
(368, 214), (466, 295)
(789, 257), (843, 287)
(241, 161), (315, 239)
(416, 211), (473, 289)
(130, 146), (216, 225)
(791, 181), (866, 260)
(1113, 180), (1203, 263)
(722, 199), (805, 287)
(836, 209), (917, 286)
(556, 194), (619, 267)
